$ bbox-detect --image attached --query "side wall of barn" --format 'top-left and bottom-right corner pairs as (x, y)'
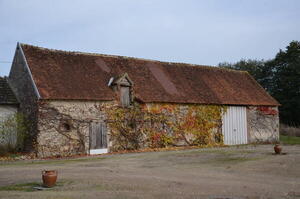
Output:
(8, 45), (39, 151)
(35, 101), (280, 157)
(36, 101), (224, 157)
(247, 106), (279, 143)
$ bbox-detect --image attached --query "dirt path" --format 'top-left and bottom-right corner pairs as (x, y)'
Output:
(0, 145), (299, 199)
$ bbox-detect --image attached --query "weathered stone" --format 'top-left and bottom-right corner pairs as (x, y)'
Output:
(36, 100), (115, 157)
(247, 106), (279, 143)
(11, 97), (280, 157)
(8, 46), (39, 151)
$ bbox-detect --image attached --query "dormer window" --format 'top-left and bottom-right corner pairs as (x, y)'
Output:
(109, 73), (133, 107)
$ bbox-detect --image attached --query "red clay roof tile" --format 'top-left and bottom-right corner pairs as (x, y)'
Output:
(21, 44), (279, 106)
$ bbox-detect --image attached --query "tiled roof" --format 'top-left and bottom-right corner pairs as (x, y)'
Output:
(20, 44), (279, 106)
(0, 77), (18, 105)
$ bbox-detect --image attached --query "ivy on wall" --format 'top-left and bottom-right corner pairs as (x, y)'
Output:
(107, 102), (226, 151)
(36, 101), (227, 156)
(106, 103), (169, 151)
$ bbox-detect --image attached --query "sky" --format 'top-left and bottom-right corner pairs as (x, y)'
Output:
(0, 0), (299, 76)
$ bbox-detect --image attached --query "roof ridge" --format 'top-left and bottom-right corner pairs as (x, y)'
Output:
(20, 43), (245, 74)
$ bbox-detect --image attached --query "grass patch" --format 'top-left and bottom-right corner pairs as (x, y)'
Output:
(160, 148), (255, 158)
(0, 181), (70, 192)
(94, 183), (148, 192)
(280, 135), (300, 145)
(0, 182), (40, 192)
(215, 156), (260, 163)
(159, 147), (261, 167)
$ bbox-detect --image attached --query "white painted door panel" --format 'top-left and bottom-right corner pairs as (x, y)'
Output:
(222, 106), (247, 145)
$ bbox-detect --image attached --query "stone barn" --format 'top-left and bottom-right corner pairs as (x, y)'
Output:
(8, 43), (280, 157)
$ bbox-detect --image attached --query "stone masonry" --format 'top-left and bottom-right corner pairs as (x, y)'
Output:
(36, 100), (115, 157)
(247, 106), (279, 143)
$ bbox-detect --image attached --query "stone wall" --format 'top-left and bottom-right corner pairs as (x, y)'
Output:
(144, 103), (224, 146)
(107, 103), (224, 151)
(36, 101), (224, 157)
(36, 100), (115, 157)
(247, 106), (279, 143)
(35, 100), (280, 157)
(8, 45), (39, 151)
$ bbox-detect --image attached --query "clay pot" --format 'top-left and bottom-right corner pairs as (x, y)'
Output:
(42, 170), (57, 188)
(274, 144), (282, 154)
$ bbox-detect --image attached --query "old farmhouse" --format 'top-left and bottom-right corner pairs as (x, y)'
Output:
(8, 43), (280, 157)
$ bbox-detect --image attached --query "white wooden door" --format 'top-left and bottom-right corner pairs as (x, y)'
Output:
(222, 106), (247, 145)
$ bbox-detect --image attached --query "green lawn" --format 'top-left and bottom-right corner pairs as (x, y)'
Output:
(280, 135), (300, 145)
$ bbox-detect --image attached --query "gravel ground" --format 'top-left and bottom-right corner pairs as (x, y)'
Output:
(0, 145), (299, 199)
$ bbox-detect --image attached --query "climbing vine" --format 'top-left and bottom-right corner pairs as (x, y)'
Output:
(107, 102), (227, 151)
(106, 103), (169, 151)
(145, 104), (226, 146)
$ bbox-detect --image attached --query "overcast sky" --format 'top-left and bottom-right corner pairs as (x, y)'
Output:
(0, 0), (299, 76)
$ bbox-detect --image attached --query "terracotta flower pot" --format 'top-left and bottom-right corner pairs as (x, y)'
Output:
(274, 144), (282, 154)
(42, 170), (57, 188)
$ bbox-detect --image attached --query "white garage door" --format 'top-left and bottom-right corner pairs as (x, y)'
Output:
(222, 106), (248, 145)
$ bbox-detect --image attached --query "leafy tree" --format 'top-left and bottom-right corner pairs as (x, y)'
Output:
(268, 41), (300, 125)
